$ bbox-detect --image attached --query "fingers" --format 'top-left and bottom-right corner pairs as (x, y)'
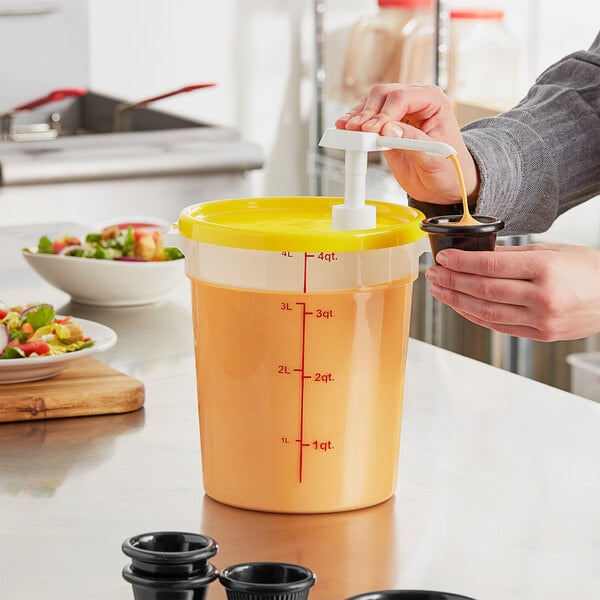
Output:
(335, 84), (447, 132)
(425, 254), (540, 330)
(435, 248), (550, 280)
(451, 307), (552, 341)
(428, 280), (557, 340)
(426, 247), (567, 341)
(425, 243), (600, 342)
(429, 276), (526, 313)
(335, 84), (395, 130)
(426, 253), (548, 316)
(335, 100), (368, 129)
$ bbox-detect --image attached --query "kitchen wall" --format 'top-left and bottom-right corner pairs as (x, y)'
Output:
(0, 1), (88, 110)
(88, 0), (312, 198)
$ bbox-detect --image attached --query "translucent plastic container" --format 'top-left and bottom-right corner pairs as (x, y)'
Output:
(398, 8), (436, 85)
(176, 196), (425, 513)
(567, 353), (600, 403)
(448, 8), (518, 107)
(342, 0), (434, 102)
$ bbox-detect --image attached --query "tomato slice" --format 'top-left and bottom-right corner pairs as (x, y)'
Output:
(8, 339), (51, 357)
(51, 235), (81, 254)
(51, 241), (69, 253)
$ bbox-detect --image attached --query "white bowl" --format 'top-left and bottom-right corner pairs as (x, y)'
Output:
(22, 250), (185, 307)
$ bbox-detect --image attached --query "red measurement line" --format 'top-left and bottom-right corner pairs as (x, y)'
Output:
(303, 253), (314, 293)
(293, 254), (314, 483)
(295, 301), (310, 483)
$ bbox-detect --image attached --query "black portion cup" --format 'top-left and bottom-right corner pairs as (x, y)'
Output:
(420, 215), (504, 264)
(122, 562), (218, 600)
(122, 531), (218, 578)
(345, 591), (478, 600)
(219, 562), (317, 600)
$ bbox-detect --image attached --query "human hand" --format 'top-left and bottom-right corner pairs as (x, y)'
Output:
(425, 243), (600, 341)
(335, 84), (479, 205)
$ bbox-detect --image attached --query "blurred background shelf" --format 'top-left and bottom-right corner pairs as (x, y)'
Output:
(309, 0), (600, 392)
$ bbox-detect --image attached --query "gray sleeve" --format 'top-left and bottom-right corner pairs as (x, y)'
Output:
(411, 31), (600, 236)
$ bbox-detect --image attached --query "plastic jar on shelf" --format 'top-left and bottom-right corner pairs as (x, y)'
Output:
(398, 6), (436, 85)
(341, 0), (434, 103)
(447, 8), (519, 109)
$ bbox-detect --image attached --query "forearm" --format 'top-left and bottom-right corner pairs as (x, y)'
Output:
(410, 32), (600, 236)
(461, 114), (558, 235)
(468, 32), (600, 235)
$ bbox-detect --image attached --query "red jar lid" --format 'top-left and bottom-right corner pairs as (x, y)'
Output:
(450, 8), (504, 19)
(379, 0), (434, 8)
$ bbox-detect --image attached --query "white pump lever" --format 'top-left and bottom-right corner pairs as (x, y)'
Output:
(318, 127), (457, 231)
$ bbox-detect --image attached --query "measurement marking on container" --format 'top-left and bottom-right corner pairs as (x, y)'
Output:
(293, 369), (311, 378)
(314, 372), (334, 383)
(317, 252), (337, 262)
(296, 299), (309, 482)
(313, 440), (334, 451)
(303, 253), (314, 293)
(291, 253), (336, 482)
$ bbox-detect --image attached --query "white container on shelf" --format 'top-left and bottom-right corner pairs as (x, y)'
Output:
(341, 0), (435, 103)
(448, 8), (519, 109)
(567, 353), (600, 403)
(398, 7), (436, 85)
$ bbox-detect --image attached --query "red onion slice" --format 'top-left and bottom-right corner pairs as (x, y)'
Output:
(113, 256), (148, 262)
(0, 324), (8, 353)
(20, 303), (54, 318)
(58, 244), (88, 255)
(107, 223), (160, 230)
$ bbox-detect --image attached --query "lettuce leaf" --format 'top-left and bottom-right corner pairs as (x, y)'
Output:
(25, 305), (56, 330)
(164, 247), (184, 260)
(38, 236), (54, 254)
(1, 346), (25, 359)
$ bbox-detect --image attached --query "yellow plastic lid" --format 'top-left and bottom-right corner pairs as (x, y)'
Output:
(178, 196), (425, 252)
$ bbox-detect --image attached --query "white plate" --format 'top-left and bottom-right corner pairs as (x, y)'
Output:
(0, 317), (118, 385)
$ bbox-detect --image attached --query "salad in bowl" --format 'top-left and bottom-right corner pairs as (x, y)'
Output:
(36, 222), (183, 262)
(22, 221), (185, 307)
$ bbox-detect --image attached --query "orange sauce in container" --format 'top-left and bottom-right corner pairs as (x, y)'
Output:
(447, 154), (480, 225)
(192, 279), (413, 513)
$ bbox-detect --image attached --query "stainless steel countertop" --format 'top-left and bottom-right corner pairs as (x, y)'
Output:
(1, 224), (600, 600)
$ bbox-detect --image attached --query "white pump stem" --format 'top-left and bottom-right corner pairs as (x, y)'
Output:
(345, 150), (367, 208)
(330, 149), (377, 231)
(318, 127), (457, 231)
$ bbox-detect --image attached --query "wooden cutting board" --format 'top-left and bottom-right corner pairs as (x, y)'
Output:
(0, 357), (145, 423)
